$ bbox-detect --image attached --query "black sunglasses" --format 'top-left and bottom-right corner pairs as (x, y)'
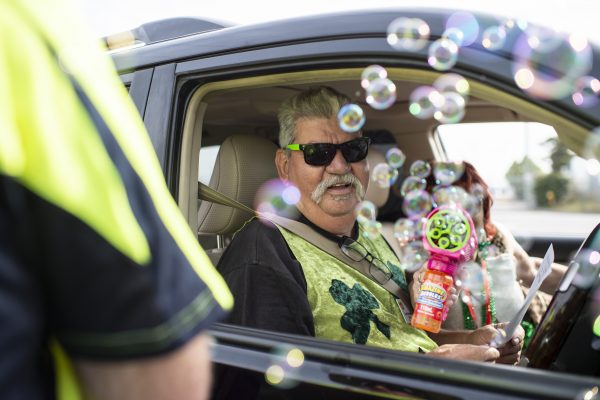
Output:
(285, 137), (371, 166)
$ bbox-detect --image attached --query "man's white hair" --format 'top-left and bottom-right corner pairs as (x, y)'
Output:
(277, 86), (350, 151)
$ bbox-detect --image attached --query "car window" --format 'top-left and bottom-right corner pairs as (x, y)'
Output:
(436, 122), (600, 240)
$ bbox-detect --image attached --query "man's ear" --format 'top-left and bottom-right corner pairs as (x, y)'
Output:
(275, 149), (289, 180)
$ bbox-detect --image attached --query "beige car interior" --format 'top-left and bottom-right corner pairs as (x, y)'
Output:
(181, 68), (590, 263)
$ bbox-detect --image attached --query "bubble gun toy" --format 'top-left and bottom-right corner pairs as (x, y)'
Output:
(411, 205), (478, 333)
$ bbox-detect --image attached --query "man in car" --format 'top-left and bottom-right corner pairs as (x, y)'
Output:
(217, 86), (523, 363)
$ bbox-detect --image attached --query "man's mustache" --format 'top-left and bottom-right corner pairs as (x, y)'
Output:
(311, 174), (365, 204)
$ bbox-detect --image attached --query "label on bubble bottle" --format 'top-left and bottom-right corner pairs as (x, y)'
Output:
(411, 270), (453, 333)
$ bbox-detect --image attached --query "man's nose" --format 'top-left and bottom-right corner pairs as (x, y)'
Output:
(326, 149), (351, 174)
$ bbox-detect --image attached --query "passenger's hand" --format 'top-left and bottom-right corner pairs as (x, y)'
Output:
(428, 344), (499, 362)
(467, 323), (524, 365)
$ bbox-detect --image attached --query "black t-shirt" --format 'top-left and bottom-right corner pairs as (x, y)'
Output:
(217, 217), (316, 336)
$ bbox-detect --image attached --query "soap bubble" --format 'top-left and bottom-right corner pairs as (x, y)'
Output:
(386, 147), (406, 168)
(433, 73), (470, 99)
(433, 161), (465, 185)
(400, 241), (430, 273)
(572, 76), (600, 108)
(400, 176), (427, 196)
(409, 86), (444, 119)
(265, 346), (303, 389)
(366, 78), (397, 110)
(428, 38), (459, 71)
(512, 27), (592, 100)
(410, 160), (432, 178)
(442, 27), (465, 47)
(362, 220), (382, 239)
(337, 103), (365, 133)
(361, 65), (388, 89)
(434, 92), (466, 124)
(355, 200), (377, 223)
(572, 249), (600, 289)
(482, 26), (507, 51)
(457, 261), (485, 304)
(372, 162), (399, 188)
(255, 179), (301, 220)
(445, 11), (480, 47)
(402, 189), (433, 218)
(394, 218), (416, 246)
(387, 17), (430, 52)
(432, 185), (470, 209)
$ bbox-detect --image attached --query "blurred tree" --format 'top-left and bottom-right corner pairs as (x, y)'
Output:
(505, 156), (542, 200)
(545, 137), (573, 173)
(534, 173), (569, 207)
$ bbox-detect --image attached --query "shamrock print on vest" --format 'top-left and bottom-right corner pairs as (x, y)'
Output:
(329, 279), (391, 344)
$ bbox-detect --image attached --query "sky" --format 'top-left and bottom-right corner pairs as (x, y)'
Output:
(79, 0), (600, 45)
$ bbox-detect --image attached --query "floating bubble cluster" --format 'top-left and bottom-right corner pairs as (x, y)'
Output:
(512, 26), (593, 100)
(361, 65), (388, 89)
(387, 17), (430, 51)
(433, 161), (465, 186)
(402, 189), (433, 218)
(409, 86), (444, 119)
(255, 179), (300, 220)
(409, 74), (469, 124)
(409, 160), (432, 178)
(428, 38), (459, 71)
(386, 147), (406, 168)
(337, 103), (365, 133)
(400, 176), (427, 196)
(366, 78), (397, 110)
(372, 162), (399, 188)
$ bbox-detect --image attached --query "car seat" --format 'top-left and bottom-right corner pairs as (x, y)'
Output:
(197, 134), (279, 264)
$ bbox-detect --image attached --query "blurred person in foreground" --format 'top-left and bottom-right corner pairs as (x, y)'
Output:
(0, 0), (232, 398)
(420, 161), (566, 344)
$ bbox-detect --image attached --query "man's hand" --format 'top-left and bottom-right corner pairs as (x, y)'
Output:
(428, 344), (500, 362)
(467, 323), (525, 365)
(410, 265), (458, 314)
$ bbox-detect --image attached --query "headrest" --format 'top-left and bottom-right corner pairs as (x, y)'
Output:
(198, 135), (278, 235)
(364, 147), (390, 208)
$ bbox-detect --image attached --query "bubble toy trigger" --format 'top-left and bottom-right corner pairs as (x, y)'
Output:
(411, 205), (478, 333)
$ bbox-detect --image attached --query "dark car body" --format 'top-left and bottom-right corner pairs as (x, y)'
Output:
(111, 8), (600, 399)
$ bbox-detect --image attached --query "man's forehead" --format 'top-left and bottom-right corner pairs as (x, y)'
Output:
(295, 117), (362, 142)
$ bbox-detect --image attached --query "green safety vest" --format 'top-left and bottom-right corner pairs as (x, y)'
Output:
(277, 224), (437, 352)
